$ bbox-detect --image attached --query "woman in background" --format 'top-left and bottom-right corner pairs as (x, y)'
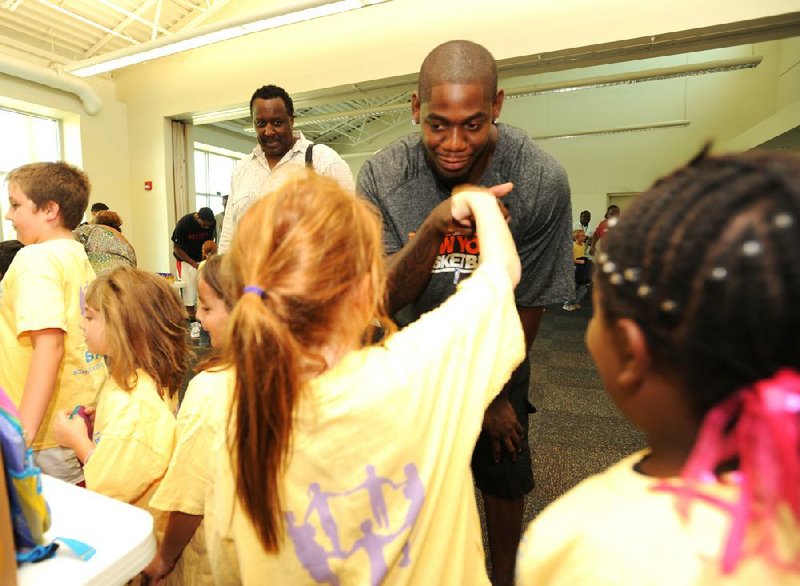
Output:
(74, 210), (137, 274)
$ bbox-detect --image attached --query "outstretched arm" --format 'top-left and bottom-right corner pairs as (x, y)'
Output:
(449, 186), (520, 287)
(385, 183), (514, 313)
(384, 198), (452, 313)
(142, 511), (203, 585)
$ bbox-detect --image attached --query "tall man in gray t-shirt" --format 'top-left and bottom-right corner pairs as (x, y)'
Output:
(358, 40), (573, 585)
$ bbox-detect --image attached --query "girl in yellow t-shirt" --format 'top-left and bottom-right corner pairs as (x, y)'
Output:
(53, 267), (188, 515)
(203, 171), (525, 585)
(517, 151), (800, 584)
(145, 254), (234, 585)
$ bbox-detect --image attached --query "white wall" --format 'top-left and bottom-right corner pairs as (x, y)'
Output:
(193, 125), (252, 156)
(0, 74), (132, 234)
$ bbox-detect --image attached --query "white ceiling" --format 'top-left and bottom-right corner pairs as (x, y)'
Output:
(0, 0), (231, 66)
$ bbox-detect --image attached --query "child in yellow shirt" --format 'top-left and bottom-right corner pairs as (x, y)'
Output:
(562, 228), (590, 311)
(145, 254), (234, 585)
(0, 162), (105, 484)
(517, 151), (800, 584)
(203, 171), (525, 585)
(53, 267), (188, 520)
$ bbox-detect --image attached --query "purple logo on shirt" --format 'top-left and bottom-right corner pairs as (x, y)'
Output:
(286, 463), (424, 585)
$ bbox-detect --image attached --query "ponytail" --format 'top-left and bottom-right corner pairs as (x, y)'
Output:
(223, 170), (395, 551)
(230, 291), (302, 551)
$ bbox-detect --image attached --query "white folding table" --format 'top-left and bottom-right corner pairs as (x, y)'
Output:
(18, 475), (155, 585)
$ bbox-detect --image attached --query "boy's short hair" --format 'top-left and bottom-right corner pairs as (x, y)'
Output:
(90, 202), (109, 213)
(7, 162), (90, 230)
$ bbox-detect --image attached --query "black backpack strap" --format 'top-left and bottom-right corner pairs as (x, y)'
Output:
(305, 143), (314, 168)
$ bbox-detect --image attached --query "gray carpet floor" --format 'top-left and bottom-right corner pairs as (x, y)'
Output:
(477, 298), (647, 571)
(524, 300), (646, 521)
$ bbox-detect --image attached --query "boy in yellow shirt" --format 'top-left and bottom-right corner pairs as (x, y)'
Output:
(0, 162), (105, 483)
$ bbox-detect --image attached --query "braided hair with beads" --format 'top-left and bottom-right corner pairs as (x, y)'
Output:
(596, 149), (800, 573)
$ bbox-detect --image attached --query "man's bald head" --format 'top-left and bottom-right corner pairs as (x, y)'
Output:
(418, 40), (497, 103)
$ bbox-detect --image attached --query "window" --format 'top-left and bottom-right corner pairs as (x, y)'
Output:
(0, 108), (61, 240)
(193, 145), (242, 215)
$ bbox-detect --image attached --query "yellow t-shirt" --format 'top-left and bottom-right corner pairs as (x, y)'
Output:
(85, 370), (176, 519)
(573, 241), (585, 261)
(0, 239), (105, 449)
(204, 261), (525, 586)
(150, 368), (232, 586)
(516, 450), (800, 585)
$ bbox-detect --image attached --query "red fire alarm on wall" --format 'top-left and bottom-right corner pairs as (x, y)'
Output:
(144, 180), (153, 191)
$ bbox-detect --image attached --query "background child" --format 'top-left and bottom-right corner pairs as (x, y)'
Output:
(517, 150), (800, 584)
(145, 254), (234, 584)
(0, 162), (105, 484)
(562, 228), (590, 311)
(54, 266), (188, 523)
(203, 172), (524, 585)
(201, 240), (217, 263)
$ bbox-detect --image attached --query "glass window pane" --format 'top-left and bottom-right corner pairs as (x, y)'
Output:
(29, 117), (60, 162)
(208, 194), (224, 215)
(0, 108), (60, 240)
(194, 151), (208, 194)
(208, 154), (234, 196)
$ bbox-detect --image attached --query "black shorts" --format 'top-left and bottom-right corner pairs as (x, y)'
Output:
(471, 359), (535, 499)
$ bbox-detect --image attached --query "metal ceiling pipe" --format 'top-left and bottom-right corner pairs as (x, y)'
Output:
(0, 52), (103, 115)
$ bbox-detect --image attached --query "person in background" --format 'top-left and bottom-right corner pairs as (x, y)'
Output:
(358, 40), (573, 585)
(589, 204), (620, 256)
(218, 84), (355, 252)
(0, 162), (105, 484)
(200, 240), (218, 270)
(90, 202), (109, 219)
(144, 254), (234, 585)
(574, 209), (592, 256)
(215, 195), (227, 244)
(517, 150), (800, 584)
(562, 228), (590, 312)
(54, 267), (187, 530)
(0, 239), (23, 281)
(73, 210), (137, 274)
(204, 171), (524, 585)
(78, 202), (109, 227)
(172, 207), (216, 318)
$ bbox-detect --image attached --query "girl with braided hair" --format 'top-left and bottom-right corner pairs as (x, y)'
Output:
(517, 150), (800, 585)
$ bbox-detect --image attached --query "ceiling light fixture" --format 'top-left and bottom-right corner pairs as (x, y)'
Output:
(506, 57), (761, 98)
(66, 0), (391, 78)
(534, 120), (690, 140)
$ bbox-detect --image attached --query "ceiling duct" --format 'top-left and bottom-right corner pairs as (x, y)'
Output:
(0, 52), (102, 115)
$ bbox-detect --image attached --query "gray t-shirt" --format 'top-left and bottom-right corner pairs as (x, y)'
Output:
(358, 123), (574, 324)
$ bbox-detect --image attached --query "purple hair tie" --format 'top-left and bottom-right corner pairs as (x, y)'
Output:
(243, 285), (266, 298)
